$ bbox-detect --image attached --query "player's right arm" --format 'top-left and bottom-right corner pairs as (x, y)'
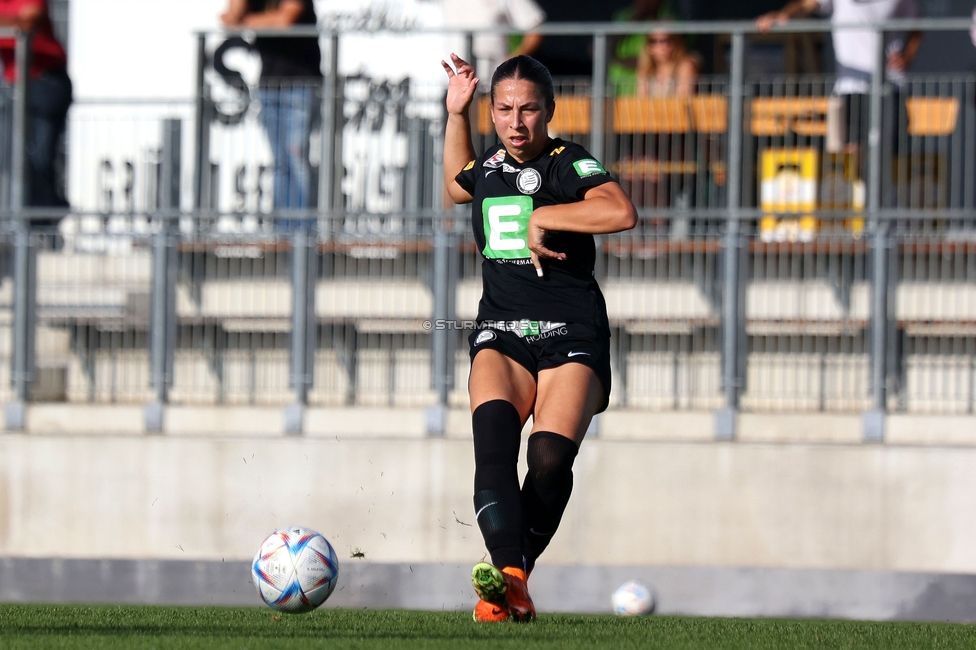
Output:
(756, 0), (820, 32)
(441, 53), (479, 205)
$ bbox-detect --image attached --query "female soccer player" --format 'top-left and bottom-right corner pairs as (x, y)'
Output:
(440, 53), (637, 622)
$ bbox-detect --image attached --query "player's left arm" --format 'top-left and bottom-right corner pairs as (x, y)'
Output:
(239, 0), (306, 28)
(527, 182), (637, 267)
(532, 182), (637, 235)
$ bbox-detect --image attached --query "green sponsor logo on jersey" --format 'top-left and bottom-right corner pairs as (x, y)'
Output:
(521, 320), (541, 337)
(482, 196), (533, 259)
(573, 159), (606, 178)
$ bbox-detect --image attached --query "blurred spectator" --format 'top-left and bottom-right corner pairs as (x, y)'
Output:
(442, 0), (546, 83)
(636, 29), (700, 97)
(221, 0), (321, 223)
(971, 5), (975, 49)
(0, 0), (72, 215)
(757, 0), (920, 150)
(608, 0), (671, 95)
(618, 29), (700, 220)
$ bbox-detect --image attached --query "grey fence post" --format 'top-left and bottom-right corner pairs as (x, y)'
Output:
(426, 100), (451, 435)
(715, 31), (746, 441)
(7, 231), (35, 432)
(590, 32), (607, 165)
(864, 27), (888, 442)
(6, 30), (34, 431)
(192, 33), (211, 213)
(145, 119), (181, 433)
(582, 32), (608, 439)
(9, 30), (28, 216)
(318, 32), (339, 220)
(428, 220), (452, 436)
(286, 226), (317, 434)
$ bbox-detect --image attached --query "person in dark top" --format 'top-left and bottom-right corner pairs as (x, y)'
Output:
(222, 0), (321, 223)
(441, 53), (637, 622)
(0, 0), (72, 214)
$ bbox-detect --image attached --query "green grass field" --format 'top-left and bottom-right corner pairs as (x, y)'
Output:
(0, 606), (973, 649)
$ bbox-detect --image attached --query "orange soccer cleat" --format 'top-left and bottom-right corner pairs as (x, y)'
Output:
(471, 563), (536, 623)
(473, 597), (510, 622)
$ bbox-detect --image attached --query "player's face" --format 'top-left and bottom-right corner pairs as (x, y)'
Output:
(490, 78), (553, 163)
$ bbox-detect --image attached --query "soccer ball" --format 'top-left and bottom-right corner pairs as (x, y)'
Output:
(611, 580), (655, 616)
(251, 526), (339, 613)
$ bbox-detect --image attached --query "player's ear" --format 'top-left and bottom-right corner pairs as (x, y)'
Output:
(545, 100), (555, 124)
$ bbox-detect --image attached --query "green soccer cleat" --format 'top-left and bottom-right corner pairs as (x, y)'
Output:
(471, 562), (536, 622)
(471, 562), (507, 604)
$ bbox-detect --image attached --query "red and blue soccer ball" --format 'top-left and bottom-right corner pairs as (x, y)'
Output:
(251, 526), (339, 613)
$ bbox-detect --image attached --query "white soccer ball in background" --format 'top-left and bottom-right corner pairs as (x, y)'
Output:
(611, 580), (655, 616)
(251, 526), (339, 613)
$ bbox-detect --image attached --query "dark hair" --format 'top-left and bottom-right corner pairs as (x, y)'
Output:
(490, 55), (555, 110)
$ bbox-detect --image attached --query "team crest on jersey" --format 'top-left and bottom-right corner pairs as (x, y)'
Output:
(516, 168), (542, 194)
(483, 149), (506, 169)
(474, 330), (497, 346)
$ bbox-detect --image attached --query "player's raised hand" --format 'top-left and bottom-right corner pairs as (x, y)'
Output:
(528, 215), (566, 278)
(441, 54), (479, 116)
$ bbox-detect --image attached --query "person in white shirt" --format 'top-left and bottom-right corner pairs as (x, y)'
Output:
(758, 0), (921, 94)
(442, 0), (546, 82)
(758, 0), (921, 177)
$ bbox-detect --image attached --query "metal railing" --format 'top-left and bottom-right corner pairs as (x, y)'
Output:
(1, 20), (975, 439)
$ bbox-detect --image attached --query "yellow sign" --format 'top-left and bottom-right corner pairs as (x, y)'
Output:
(759, 148), (818, 242)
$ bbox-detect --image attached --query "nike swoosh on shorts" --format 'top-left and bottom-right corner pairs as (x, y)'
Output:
(567, 351), (590, 357)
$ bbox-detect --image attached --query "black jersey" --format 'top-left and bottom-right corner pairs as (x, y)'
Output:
(456, 138), (614, 332)
(248, 0), (321, 80)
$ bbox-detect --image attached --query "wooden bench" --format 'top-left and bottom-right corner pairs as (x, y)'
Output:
(476, 95), (729, 136)
(475, 94), (959, 138)
(751, 96), (960, 137)
(905, 97), (959, 136)
(751, 97), (829, 137)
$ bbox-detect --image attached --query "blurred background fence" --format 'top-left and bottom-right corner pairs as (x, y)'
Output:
(1, 20), (975, 436)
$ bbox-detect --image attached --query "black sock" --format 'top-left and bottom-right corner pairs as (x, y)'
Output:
(472, 400), (524, 571)
(520, 431), (578, 574)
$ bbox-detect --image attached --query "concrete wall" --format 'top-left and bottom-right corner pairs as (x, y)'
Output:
(2, 415), (976, 574)
(5, 558), (976, 621)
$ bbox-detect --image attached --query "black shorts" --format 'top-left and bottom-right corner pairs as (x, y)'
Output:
(468, 320), (612, 413)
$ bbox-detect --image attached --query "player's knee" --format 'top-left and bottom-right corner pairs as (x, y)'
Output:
(526, 431), (577, 485)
